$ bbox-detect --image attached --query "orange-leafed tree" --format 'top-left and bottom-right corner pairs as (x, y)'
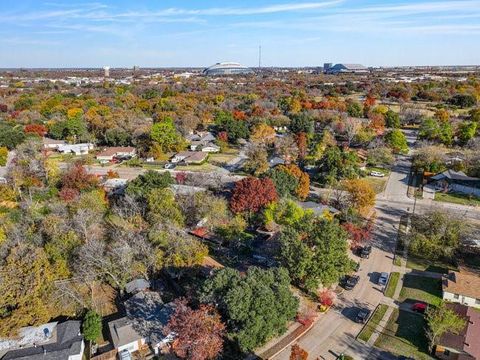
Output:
(296, 132), (308, 160)
(24, 124), (47, 137)
(251, 123), (276, 145)
(164, 299), (225, 360)
(280, 164), (310, 201)
(230, 177), (278, 214)
(61, 163), (98, 192)
(343, 179), (375, 215)
(290, 344), (308, 360)
(317, 289), (336, 307)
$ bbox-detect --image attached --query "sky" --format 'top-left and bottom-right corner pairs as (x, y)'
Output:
(0, 0), (479, 68)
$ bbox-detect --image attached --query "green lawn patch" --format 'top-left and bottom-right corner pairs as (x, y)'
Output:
(357, 304), (389, 343)
(406, 256), (455, 274)
(364, 176), (388, 194)
(399, 275), (442, 306)
(393, 257), (402, 266)
(384, 272), (400, 298)
(434, 192), (480, 207)
(366, 167), (391, 175)
(374, 309), (433, 360)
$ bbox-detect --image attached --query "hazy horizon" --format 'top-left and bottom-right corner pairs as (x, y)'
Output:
(1, 0), (480, 68)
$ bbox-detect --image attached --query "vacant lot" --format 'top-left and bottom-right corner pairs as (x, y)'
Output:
(375, 309), (433, 360)
(399, 275), (442, 306)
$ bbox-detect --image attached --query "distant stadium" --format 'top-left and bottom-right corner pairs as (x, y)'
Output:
(202, 62), (254, 76)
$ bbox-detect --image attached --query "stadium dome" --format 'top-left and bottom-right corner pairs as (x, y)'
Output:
(202, 62), (254, 76)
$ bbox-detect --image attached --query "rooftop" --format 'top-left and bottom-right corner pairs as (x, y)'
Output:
(443, 271), (480, 299)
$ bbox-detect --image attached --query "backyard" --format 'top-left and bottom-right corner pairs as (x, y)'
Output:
(398, 275), (442, 306)
(375, 309), (433, 360)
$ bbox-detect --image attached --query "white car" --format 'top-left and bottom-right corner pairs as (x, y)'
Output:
(118, 350), (132, 360)
(378, 272), (389, 286)
(370, 171), (385, 177)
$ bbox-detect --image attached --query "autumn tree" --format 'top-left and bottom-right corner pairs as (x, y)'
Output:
(0, 146), (7, 167)
(230, 177), (278, 214)
(61, 163), (98, 193)
(0, 245), (58, 336)
(24, 124), (48, 137)
(296, 132), (308, 160)
(244, 144), (269, 176)
(150, 117), (183, 153)
(164, 299), (225, 360)
(343, 179), (376, 215)
(251, 123), (276, 145)
(290, 344), (308, 360)
(343, 117), (363, 145)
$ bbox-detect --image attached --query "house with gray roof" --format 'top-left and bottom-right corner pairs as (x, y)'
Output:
(0, 321), (84, 360)
(107, 291), (175, 357)
(430, 169), (480, 196)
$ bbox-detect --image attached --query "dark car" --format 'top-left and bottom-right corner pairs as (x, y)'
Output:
(344, 275), (360, 290)
(355, 308), (371, 323)
(360, 245), (372, 259)
(411, 302), (428, 314)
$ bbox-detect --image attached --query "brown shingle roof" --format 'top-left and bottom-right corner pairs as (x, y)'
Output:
(443, 271), (480, 300)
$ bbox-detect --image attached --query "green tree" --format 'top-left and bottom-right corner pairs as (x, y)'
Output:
(366, 146), (394, 167)
(200, 267), (299, 352)
(318, 146), (360, 185)
(215, 113), (249, 143)
(457, 121), (477, 145)
(346, 101), (363, 118)
(426, 303), (466, 351)
(150, 118), (183, 152)
(126, 170), (173, 199)
(384, 129), (408, 153)
(266, 167), (299, 198)
(82, 310), (102, 343)
(385, 110), (400, 128)
(289, 113), (314, 134)
(147, 188), (185, 227)
(279, 216), (353, 291)
(0, 123), (25, 150)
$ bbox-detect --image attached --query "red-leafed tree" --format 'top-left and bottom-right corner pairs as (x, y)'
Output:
(342, 222), (372, 250)
(24, 124), (47, 137)
(317, 289), (336, 307)
(230, 177), (278, 214)
(217, 131), (228, 143)
(175, 171), (187, 184)
(61, 163), (98, 192)
(164, 299), (225, 360)
(290, 344), (308, 360)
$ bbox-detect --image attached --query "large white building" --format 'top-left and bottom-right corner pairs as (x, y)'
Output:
(324, 63), (369, 74)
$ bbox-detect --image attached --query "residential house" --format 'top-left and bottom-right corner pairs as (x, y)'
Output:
(0, 321), (84, 360)
(187, 132), (216, 150)
(200, 144), (220, 153)
(57, 143), (94, 156)
(430, 170), (480, 197)
(42, 137), (66, 150)
(434, 303), (480, 360)
(107, 291), (176, 357)
(442, 271), (480, 308)
(170, 151), (208, 165)
(96, 147), (136, 162)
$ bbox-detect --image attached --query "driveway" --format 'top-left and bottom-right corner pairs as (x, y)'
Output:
(273, 146), (414, 360)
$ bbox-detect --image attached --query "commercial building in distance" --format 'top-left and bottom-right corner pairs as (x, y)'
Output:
(203, 62), (254, 76)
(324, 63), (369, 74)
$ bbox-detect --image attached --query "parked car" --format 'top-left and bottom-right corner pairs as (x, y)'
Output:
(359, 245), (372, 259)
(378, 272), (389, 286)
(355, 308), (371, 323)
(370, 171), (385, 177)
(344, 275), (360, 290)
(164, 163), (176, 169)
(411, 302), (428, 314)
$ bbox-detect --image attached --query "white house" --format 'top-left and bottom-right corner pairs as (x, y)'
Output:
(442, 271), (480, 308)
(42, 137), (66, 150)
(58, 143), (94, 156)
(200, 144), (220, 153)
(96, 147), (136, 162)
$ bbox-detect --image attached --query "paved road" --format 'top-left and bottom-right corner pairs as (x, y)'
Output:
(273, 147), (415, 360)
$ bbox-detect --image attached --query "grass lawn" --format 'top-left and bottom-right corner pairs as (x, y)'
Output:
(374, 309), (433, 360)
(399, 275), (442, 306)
(384, 272), (400, 298)
(366, 166), (391, 175)
(175, 163), (222, 172)
(365, 176), (388, 194)
(434, 192), (480, 207)
(406, 256), (455, 274)
(357, 304), (389, 343)
(209, 151), (239, 164)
